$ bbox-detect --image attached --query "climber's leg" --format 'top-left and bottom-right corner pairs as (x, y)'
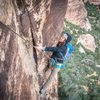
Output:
(40, 67), (60, 94)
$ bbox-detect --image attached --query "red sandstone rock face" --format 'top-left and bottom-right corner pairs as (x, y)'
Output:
(65, 0), (91, 31)
(0, 0), (67, 100)
(77, 34), (96, 52)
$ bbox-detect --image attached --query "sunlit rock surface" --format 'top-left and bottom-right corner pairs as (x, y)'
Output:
(77, 34), (96, 52)
(65, 0), (91, 31)
(0, 0), (68, 100)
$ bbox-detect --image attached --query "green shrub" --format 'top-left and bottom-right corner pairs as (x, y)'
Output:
(58, 3), (100, 100)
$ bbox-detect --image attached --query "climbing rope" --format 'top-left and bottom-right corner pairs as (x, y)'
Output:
(0, 21), (52, 60)
(0, 21), (36, 48)
(0, 4), (66, 61)
(0, 20), (66, 62)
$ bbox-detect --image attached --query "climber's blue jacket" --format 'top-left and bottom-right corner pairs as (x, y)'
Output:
(44, 33), (73, 64)
(44, 44), (67, 63)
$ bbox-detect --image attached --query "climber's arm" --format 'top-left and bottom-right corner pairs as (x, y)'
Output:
(44, 46), (60, 52)
(35, 46), (61, 52)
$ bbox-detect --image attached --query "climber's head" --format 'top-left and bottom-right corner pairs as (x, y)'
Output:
(59, 34), (67, 43)
(59, 33), (72, 43)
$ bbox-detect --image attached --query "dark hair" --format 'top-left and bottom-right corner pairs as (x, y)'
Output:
(65, 33), (72, 44)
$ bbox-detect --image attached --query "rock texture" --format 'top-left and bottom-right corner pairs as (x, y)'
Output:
(0, 0), (94, 100)
(0, 0), (68, 100)
(65, 0), (91, 31)
(77, 34), (96, 52)
(0, 0), (39, 100)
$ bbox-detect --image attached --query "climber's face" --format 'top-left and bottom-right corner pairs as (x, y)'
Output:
(59, 36), (67, 43)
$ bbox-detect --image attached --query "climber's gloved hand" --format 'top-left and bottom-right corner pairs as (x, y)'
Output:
(35, 46), (46, 51)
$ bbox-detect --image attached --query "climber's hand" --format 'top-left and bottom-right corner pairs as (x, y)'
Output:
(35, 46), (45, 51)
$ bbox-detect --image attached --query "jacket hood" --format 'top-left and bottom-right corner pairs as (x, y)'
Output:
(65, 33), (72, 44)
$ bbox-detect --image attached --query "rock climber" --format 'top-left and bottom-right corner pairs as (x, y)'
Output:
(36, 33), (73, 95)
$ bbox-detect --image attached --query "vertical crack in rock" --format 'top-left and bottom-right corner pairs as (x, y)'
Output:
(0, 0), (69, 99)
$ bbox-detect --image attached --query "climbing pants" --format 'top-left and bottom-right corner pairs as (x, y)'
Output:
(41, 67), (60, 94)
